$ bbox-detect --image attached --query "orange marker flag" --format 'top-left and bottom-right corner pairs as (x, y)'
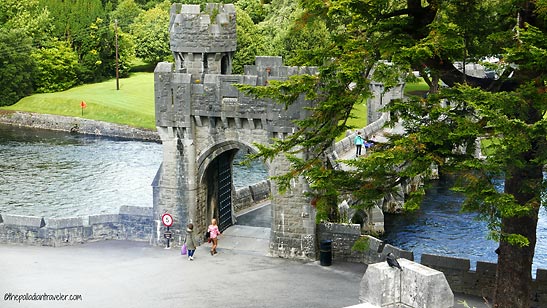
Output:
(80, 101), (87, 116)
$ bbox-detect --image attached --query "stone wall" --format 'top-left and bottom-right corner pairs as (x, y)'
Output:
(318, 222), (547, 308)
(317, 223), (412, 264)
(0, 206), (154, 247)
(233, 180), (270, 213)
(421, 254), (547, 308)
(0, 111), (159, 142)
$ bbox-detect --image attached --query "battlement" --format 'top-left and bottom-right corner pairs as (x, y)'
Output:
(154, 56), (317, 134)
(0, 207), (154, 246)
(169, 3), (236, 54)
(169, 3), (237, 80)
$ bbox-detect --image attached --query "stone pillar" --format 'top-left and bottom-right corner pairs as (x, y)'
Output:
(153, 127), (186, 246)
(367, 82), (385, 124)
(269, 154), (316, 260)
(360, 258), (454, 308)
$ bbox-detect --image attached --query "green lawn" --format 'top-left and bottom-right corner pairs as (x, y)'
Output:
(1, 72), (156, 129)
(404, 78), (429, 97)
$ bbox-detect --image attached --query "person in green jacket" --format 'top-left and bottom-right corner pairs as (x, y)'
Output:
(184, 223), (197, 261)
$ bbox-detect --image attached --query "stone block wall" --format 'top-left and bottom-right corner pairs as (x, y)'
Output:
(0, 206), (154, 247)
(317, 223), (413, 264)
(0, 111), (159, 141)
(421, 254), (547, 307)
(269, 155), (316, 260)
(233, 180), (270, 213)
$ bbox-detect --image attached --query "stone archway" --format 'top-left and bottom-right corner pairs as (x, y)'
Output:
(196, 142), (265, 234)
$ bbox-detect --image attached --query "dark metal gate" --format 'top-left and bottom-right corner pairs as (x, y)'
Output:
(217, 154), (232, 232)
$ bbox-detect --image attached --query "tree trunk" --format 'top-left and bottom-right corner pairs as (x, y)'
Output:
(493, 166), (541, 308)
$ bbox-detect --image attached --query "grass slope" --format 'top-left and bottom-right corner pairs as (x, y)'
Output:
(2, 73), (156, 130)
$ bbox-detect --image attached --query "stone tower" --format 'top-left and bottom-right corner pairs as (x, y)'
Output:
(153, 3), (317, 260)
(169, 3), (236, 81)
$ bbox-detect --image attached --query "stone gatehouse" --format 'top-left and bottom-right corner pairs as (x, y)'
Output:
(153, 3), (317, 259)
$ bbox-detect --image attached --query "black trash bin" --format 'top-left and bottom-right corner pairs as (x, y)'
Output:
(319, 240), (332, 266)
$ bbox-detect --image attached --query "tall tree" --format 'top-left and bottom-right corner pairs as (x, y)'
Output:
(130, 1), (171, 64)
(0, 29), (34, 106)
(239, 1), (547, 307)
(109, 0), (143, 30)
(232, 6), (266, 74)
(0, 0), (53, 105)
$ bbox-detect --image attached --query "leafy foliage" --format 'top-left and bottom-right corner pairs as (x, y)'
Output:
(130, 1), (171, 64)
(31, 40), (81, 93)
(0, 28), (35, 106)
(232, 7), (266, 74)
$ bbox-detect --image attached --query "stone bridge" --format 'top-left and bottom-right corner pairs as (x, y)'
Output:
(152, 3), (405, 260)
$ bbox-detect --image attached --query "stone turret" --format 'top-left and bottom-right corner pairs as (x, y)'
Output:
(169, 3), (237, 81)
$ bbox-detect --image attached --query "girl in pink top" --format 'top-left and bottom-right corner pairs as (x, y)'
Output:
(208, 218), (221, 255)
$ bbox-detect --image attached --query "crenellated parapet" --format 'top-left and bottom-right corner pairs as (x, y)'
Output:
(154, 56), (317, 136)
(169, 3), (236, 54)
(169, 4), (237, 80)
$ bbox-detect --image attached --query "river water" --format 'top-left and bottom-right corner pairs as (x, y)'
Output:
(382, 175), (547, 273)
(0, 124), (267, 218)
(1, 124), (545, 272)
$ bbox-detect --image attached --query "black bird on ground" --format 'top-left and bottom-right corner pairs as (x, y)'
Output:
(386, 252), (403, 271)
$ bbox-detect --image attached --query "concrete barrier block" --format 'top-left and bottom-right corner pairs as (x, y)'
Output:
(250, 180), (270, 201)
(421, 253), (470, 271)
(365, 235), (384, 251)
(119, 206), (153, 217)
(360, 259), (454, 308)
(400, 260), (454, 307)
(45, 217), (85, 229)
(330, 223), (361, 235)
(2, 214), (45, 228)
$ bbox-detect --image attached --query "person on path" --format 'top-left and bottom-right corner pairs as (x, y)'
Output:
(184, 223), (197, 261)
(354, 131), (364, 157)
(208, 218), (221, 255)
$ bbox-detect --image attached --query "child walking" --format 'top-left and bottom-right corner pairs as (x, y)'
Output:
(185, 223), (197, 260)
(207, 218), (221, 255)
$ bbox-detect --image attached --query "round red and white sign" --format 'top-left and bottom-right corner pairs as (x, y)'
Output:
(161, 213), (173, 227)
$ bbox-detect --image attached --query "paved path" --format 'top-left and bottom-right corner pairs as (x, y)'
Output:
(0, 240), (364, 308)
(338, 121), (405, 163)
(0, 238), (490, 308)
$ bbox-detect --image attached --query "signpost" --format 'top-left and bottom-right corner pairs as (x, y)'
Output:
(161, 213), (174, 249)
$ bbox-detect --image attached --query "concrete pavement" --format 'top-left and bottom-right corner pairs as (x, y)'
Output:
(0, 233), (489, 308)
(0, 240), (364, 308)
